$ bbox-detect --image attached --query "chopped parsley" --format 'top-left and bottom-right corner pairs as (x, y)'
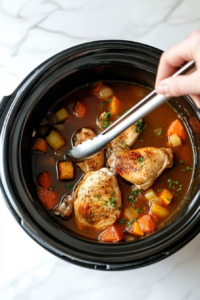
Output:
(158, 189), (163, 192)
(140, 138), (144, 142)
(90, 214), (94, 216)
(135, 120), (144, 133)
(172, 192), (178, 196)
(130, 189), (142, 195)
(90, 199), (93, 202)
(136, 208), (144, 213)
(156, 130), (164, 135)
(118, 207), (122, 210)
(102, 98), (111, 106)
(65, 184), (74, 190)
(118, 219), (126, 224)
(181, 167), (193, 172)
(50, 186), (58, 191)
(179, 160), (184, 164)
(127, 220), (134, 227)
(129, 195), (136, 208)
(138, 157), (145, 167)
(111, 192), (114, 196)
(103, 200), (108, 206)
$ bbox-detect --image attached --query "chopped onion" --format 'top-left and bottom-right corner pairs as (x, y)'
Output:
(169, 134), (181, 147)
(153, 127), (162, 134)
(98, 86), (113, 99)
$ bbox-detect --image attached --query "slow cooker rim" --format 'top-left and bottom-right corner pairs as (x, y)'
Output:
(1, 40), (200, 269)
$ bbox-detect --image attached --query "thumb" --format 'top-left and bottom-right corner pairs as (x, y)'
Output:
(156, 70), (200, 97)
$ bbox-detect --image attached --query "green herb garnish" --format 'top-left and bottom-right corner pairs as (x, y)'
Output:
(65, 184), (74, 190)
(102, 98), (111, 106)
(135, 121), (144, 133)
(118, 219), (126, 224)
(156, 130), (164, 135)
(136, 208), (144, 213)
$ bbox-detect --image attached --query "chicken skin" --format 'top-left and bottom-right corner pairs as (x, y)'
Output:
(107, 147), (173, 190)
(98, 112), (142, 154)
(74, 128), (105, 173)
(74, 168), (122, 230)
(54, 168), (122, 230)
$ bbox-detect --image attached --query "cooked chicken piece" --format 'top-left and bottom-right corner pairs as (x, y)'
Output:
(74, 168), (122, 230)
(54, 194), (75, 218)
(109, 119), (143, 154)
(98, 112), (142, 154)
(97, 111), (112, 131)
(107, 147), (173, 190)
(74, 128), (105, 173)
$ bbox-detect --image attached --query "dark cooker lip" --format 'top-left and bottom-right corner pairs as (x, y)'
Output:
(1, 40), (200, 270)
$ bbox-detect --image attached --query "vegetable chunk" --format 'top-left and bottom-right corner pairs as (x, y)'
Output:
(108, 96), (121, 115)
(37, 188), (58, 210)
(160, 188), (173, 205)
(37, 172), (51, 190)
(55, 108), (69, 122)
(74, 101), (87, 118)
(123, 207), (139, 221)
(151, 203), (169, 218)
(32, 138), (47, 153)
(138, 214), (155, 234)
(58, 161), (74, 180)
(46, 130), (65, 151)
(144, 188), (157, 201)
(167, 119), (186, 140)
(99, 225), (124, 242)
(169, 134), (181, 147)
(126, 221), (144, 236)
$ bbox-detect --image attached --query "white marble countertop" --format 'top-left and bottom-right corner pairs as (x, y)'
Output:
(1, 0), (200, 299)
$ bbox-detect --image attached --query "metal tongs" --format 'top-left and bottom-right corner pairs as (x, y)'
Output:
(67, 60), (195, 162)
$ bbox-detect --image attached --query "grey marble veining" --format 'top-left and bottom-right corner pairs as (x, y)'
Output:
(1, 0), (200, 299)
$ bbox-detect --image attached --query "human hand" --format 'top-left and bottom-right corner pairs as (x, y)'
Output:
(155, 30), (200, 108)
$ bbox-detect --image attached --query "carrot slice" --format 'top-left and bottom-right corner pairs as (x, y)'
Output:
(74, 101), (88, 118)
(36, 172), (51, 190)
(32, 138), (48, 153)
(138, 214), (156, 234)
(167, 119), (187, 140)
(37, 188), (58, 210)
(99, 225), (124, 242)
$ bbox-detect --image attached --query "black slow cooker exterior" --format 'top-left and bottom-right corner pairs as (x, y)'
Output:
(0, 41), (200, 271)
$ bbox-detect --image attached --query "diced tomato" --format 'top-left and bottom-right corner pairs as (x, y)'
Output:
(138, 214), (156, 234)
(74, 101), (88, 118)
(37, 188), (58, 210)
(99, 225), (124, 242)
(36, 172), (51, 190)
(167, 119), (187, 140)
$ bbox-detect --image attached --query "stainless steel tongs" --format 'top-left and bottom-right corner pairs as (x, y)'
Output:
(67, 60), (195, 162)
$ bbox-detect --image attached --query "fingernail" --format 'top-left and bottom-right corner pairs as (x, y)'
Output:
(156, 85), (168, 95)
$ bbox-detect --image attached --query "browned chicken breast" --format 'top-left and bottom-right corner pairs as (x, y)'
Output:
(107, 147), (173, 190)
(74, 168), (122, 230)
(98, 112), (142, 154)
(74, 128), (105, 173)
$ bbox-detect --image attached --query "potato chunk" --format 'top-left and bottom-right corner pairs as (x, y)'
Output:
(46, 130), (65, 151)
(58, 161), (74, 180)
(151, 203), (169, 218)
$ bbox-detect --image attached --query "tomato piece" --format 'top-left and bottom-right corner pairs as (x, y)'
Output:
(99, 225), (124, 242)
(36, 172), (51, 190)
(138, 214), (156, 234)
(74, 102), (87, 118)
(37, 188), (58, 210)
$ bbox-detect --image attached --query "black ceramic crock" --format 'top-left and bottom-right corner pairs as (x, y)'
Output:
(0, 41), (200, 271)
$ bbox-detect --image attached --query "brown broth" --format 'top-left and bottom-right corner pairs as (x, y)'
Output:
(32, 82), (194, 241)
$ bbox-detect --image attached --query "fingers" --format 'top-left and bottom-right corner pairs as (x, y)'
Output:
(188, 94), (200, 109)
(155, 29), (200, 87)
(156, 70), (200, 96)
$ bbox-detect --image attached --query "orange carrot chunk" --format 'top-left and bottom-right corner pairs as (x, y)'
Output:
(99, 225), (124, 242)
(37, 188), (58, 210)
(108, 96), (121, 115)
(74, 101), (88, 118)
(138, 214), (156, 234)
(32, 138), (48, 153)
(36, 172), (51, 190)
(167, 119), (187, 140)
(126, 221), (144, 236)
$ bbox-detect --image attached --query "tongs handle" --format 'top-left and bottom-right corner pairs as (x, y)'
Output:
(99, 60), (195, 142)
